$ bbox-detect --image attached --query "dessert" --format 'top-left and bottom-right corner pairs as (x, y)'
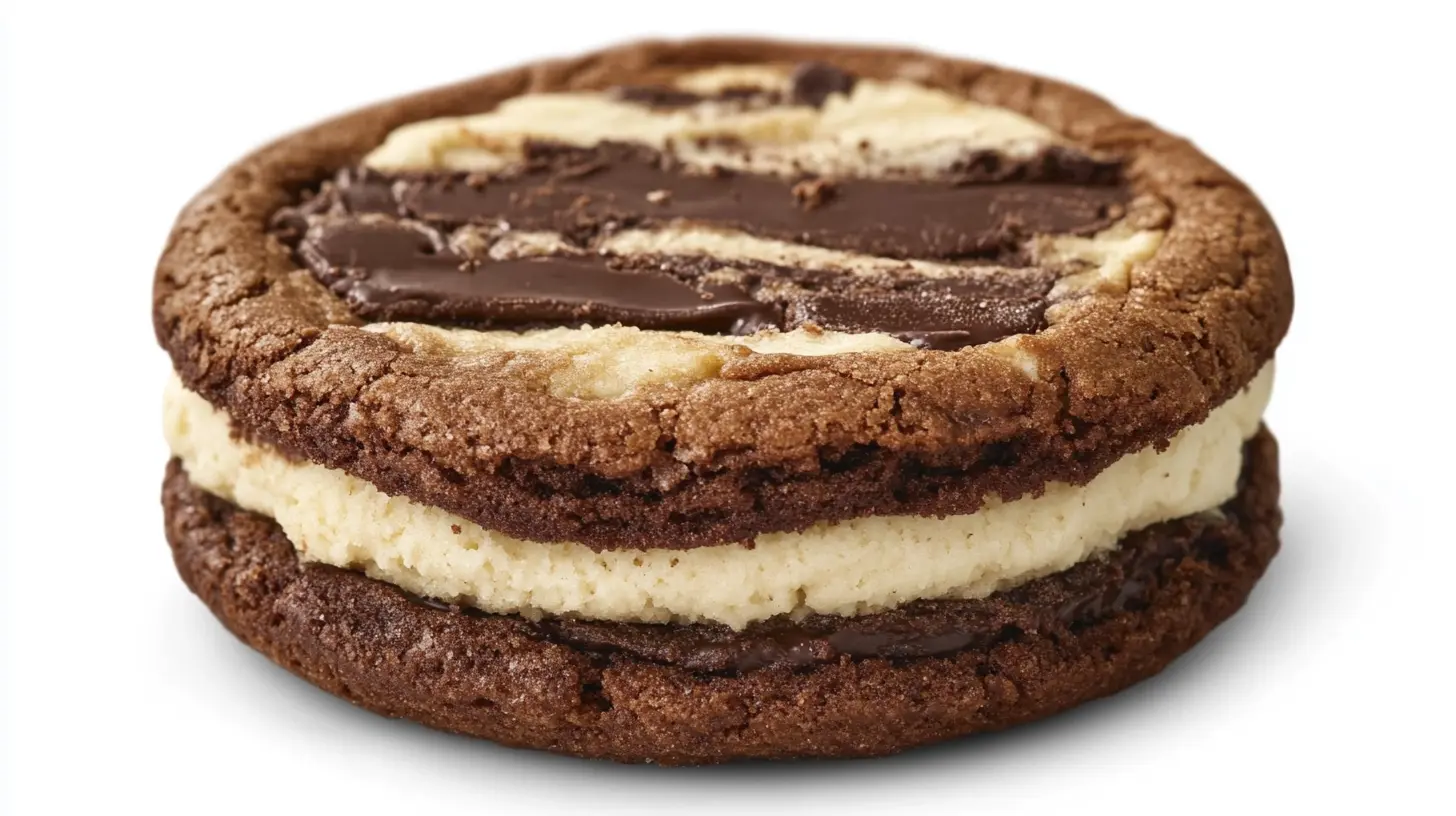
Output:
(155, 38), (1292, 764)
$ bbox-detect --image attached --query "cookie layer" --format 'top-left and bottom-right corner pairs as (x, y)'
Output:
(154, 39), (1291, 552)
(162, 428), (1280, 764)
(163, 363), (1271, 628)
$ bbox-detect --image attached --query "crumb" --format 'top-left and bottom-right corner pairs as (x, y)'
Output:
(792, 178), (837, 210)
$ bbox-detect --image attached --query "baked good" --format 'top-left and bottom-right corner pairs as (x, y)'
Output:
(154, 38), (1292, 764)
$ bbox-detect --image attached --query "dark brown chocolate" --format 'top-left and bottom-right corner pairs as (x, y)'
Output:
(295, 211), (1049, 341)
(380, 141), (1125, 259)
(274, 57), (1126, 348)
(609, 60), (859, 110)
(276, 138), (1122, 346)
(301, 219), (781, 332)
(788, 61), (858, 106)
(785, 285), (1048, 350)
(612, 84), (774, 109)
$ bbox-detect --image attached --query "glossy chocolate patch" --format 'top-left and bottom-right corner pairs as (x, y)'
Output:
(300, 219), (781, 331)
(338, 141), (1124, 259)
(608, 60), (858, 110)
(274, 65), (1128, 349)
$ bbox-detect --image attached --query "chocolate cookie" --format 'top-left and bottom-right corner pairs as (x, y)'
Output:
(154, 38), (1291, 762)
(163, 429), (1279, 764)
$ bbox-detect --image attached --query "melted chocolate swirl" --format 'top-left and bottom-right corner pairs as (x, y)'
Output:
(273, 64), (1129, 350)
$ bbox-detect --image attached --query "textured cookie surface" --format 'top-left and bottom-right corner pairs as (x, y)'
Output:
(165, 365), (1272, 627)
(153, 38), (1292, 550)
(154, 39), (1291, 763)
(163, 429), (1280, 764)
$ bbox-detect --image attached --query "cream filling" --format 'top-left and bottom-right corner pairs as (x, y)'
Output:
(163, 364), (1272, 629)
(364, 67), (1065, 178)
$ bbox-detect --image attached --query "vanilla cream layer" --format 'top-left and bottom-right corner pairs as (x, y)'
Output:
(365, 66), (1064, 178)
(163, 365), (1272, 629)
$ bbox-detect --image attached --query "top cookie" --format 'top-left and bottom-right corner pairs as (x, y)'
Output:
(153, 38), (1291, 550)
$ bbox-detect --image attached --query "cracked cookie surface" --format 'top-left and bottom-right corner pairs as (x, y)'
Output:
(162, 428), (1280, 764)
(154, 38), (1291, 763)
(154, 40), (1290, 550)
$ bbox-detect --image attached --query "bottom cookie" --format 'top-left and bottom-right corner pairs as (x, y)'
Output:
(163, 428), (1281, 765)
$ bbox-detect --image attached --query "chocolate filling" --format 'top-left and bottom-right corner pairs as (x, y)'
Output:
(610, 60), (858, 109)
(302, 141), (1125, 261)
(299, 220), (783, 333)
(612, 84), (773, 109)
(787, 61), (859, 107)
(271, 63), (1128, 350)
(785, 285), (1049, 351)
(293, 213), (1057, 342)
(277, 159), (1120, 348)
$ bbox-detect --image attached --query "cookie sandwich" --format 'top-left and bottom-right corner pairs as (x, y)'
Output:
(156, 39), (1292, 764)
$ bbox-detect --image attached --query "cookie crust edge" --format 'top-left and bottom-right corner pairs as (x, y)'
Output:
(163, 427), (1281, 764)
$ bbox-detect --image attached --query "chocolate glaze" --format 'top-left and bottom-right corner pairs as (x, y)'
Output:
(786, 284), (1048, 350)
(301, 219), (781, 332)
(374, 141), (1124, 260)
(609, 60), (858, 110)
(296, 209), (1049, 341)
(406, 501), (1225, 674)
(273, 68), (1129, 348)
(613, 84), (775, 109)
(788, 61), (858, 107)
(277, 144), (1116, 344)
(293, 211), (1051, 343)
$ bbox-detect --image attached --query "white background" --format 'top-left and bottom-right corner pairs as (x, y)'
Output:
(3, 1), (1452, 812)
